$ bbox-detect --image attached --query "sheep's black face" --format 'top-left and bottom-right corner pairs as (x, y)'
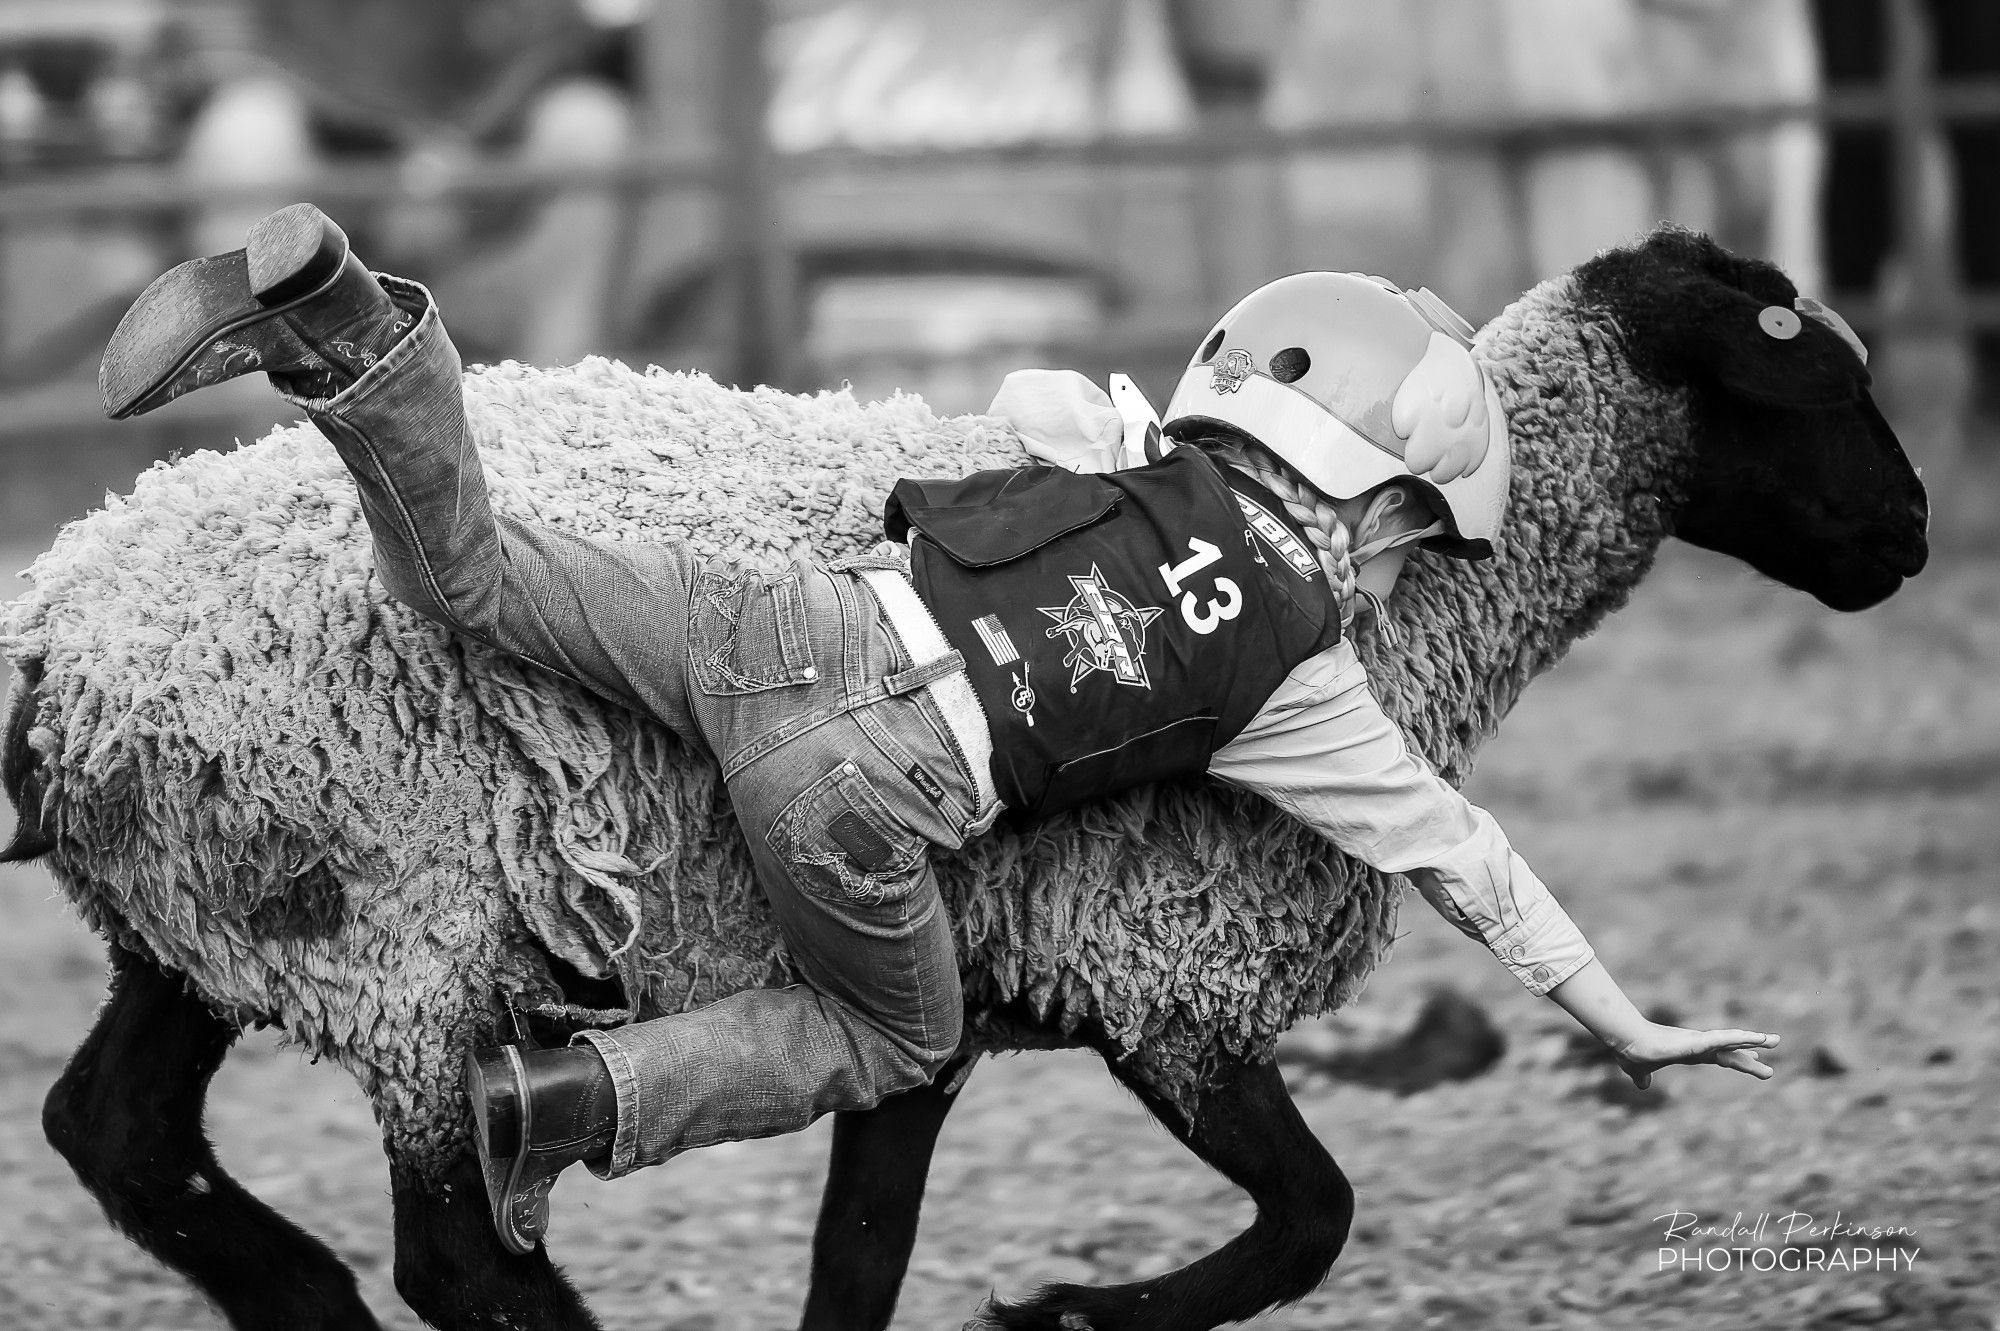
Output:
(1675, 389), (1926, 611)
(1574, 228), (1928, 612)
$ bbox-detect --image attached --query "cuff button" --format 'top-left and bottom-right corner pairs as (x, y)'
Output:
(1531, 965), (1551, 985)
(1507, 944), (1526, 962)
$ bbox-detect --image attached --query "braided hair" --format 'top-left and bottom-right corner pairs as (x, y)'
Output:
(1181, 429), (1360, 617)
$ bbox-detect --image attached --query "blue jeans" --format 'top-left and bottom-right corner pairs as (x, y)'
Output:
(292, 277), (1000, 1177)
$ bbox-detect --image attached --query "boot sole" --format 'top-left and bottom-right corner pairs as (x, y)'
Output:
(99, 204), (352, 421)
(467, 1046), (542, 1256)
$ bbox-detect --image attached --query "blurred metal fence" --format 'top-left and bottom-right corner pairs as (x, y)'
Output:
(0, 0), (1992, 441)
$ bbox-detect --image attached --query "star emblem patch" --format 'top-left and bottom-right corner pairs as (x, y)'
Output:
(1039, 564), (1166, 692)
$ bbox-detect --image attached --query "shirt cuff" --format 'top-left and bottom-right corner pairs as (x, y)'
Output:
(989, 368), (1125, 473)
(1486, 878), (1597, 996)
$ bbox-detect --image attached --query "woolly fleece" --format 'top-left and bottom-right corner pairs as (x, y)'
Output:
(0, 273), (1691, 1168)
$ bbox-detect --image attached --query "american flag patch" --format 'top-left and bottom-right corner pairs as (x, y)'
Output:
(971, 614), (1020, 666)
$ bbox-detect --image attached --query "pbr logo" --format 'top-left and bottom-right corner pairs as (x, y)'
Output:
(1235, 491), (1322, 580)
(1040, 565), (1166, 692)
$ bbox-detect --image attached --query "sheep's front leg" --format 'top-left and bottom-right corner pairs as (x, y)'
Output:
(798, 1051), (976, 1331)
(43, 944), (383, 1330)
(974, 1051), (1354, 1331)
(389, 1148), (603, 1330)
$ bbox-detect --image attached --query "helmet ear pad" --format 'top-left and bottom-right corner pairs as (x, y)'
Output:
(1391, 331), (1494, 485)
(1572, 226), (1869, 410)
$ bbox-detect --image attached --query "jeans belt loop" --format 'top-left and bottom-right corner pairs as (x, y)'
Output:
(885, 651), (966, 696)
(854, 566), (999, 817)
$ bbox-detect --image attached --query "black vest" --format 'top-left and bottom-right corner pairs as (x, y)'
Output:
(884, 448), (1342, 819)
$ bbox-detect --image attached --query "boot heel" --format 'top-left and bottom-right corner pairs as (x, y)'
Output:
(467, 1048), (525, 1157)
(245, 203), (350, 307)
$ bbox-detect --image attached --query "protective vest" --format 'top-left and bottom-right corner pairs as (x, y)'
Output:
(884, 448), (1342, 819)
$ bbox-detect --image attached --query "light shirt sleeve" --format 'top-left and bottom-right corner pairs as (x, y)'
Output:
(1208, 640), (1596, 996)
(987, 368), (1129, 474)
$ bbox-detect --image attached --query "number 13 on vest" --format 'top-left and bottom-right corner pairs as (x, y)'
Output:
(1158, 538), (1244, 634)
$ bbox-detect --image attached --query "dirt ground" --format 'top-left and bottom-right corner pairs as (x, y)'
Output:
(0, 539), (1995, 1331)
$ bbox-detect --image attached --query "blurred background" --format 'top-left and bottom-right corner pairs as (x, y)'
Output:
(0, 0), (1995, 541)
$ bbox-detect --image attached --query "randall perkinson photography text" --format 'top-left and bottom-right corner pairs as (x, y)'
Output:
(1654, 1211), (1922, 1273)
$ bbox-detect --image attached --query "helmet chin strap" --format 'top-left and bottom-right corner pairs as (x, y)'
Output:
(1351, 521), (1443, 566)
(1348, 486), (1444, 566)
(1340, 488), (1443, 641)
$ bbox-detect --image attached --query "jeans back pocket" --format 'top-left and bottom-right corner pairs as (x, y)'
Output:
(691, 566), (818, 695)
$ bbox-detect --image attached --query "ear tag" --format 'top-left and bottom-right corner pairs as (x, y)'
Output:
(1758, 306), (1802, 340)
(1796, 296), (1869, 364)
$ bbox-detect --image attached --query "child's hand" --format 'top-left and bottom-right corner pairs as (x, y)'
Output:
(1611, 1023), (1779, 1089)
(1545, 960), (1779, 1089)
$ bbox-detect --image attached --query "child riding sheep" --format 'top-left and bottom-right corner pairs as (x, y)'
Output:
(99, 203), (1781, 1256)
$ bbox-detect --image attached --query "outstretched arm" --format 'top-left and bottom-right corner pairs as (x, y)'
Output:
(1211, 640), (1778, 1085)
(1546, 960), (1776, 1087)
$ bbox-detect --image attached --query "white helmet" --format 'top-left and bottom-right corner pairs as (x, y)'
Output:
(1162, 272), (1511, 559)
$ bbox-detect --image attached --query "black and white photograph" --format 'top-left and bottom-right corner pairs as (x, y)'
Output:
(0, 2), (1991, 1328)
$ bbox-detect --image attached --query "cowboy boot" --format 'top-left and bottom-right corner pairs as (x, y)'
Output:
(100, 202), (418, 419)
(466, 1043), (618, 1255)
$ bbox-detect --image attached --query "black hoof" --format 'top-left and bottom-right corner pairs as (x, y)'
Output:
(972, 1284), (1137, 1331)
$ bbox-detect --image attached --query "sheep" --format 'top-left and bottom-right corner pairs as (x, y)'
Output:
(1, 227), (1926, 1331)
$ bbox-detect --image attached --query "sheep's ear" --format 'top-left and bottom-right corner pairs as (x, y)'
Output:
(1683, 286), (1870, 409)
(1573, 227), (1870, 409)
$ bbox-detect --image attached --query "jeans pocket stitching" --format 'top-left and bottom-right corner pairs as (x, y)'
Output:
(691, 569), (818, 696)
(771, 765), (924, 906)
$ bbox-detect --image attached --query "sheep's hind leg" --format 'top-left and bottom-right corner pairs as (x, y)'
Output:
(978, 1050), (1354, 1331)
(43, 944), (383, 1329)
(389, 1146), (603, 1329)
(798, 1051), (977, 1331)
